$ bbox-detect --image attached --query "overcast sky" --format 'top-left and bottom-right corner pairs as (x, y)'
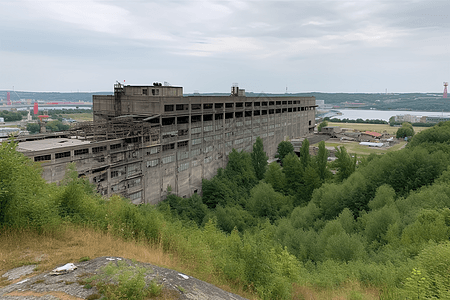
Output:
(1, 0), (449, 94)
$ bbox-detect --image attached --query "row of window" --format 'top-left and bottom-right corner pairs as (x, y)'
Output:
(164, 101), (314, 112)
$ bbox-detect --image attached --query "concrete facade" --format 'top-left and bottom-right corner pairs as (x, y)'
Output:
(16, 83), (316, 204)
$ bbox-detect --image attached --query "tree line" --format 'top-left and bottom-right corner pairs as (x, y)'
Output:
(4, 122), (450, 298)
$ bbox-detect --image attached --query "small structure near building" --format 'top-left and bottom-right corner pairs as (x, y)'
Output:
(320, 126), (342, 137)
(360, 131), (384, 142)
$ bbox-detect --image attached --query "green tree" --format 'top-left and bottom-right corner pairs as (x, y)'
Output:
(251, 137), (268, 181)
(26, 123), (41, 134)
(282, 152), (303, 197)
(299, 138), (311, 170)
(247, 182), (292, 222)
(396, 122), (415, 139)
(275, 141), (294, 163)
(264, 161), (287, 194)
(300, 165), (321, 205)
(332, 146), (356, 182)
(46, 120), (70, 132)
(317, 120), (328, 132)
(315, 141), (332, 181)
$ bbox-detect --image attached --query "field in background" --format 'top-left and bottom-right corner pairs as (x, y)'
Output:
(324, 139), (407, 156)
(326, 122), (430, 135)
(66, 112), (93, 122)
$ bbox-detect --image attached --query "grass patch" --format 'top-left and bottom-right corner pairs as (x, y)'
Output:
(79, 256), (90, 262)
(86, 261), (162, 299)
(0, 225), (257, 299)
(324, 140), (407, 156)
(64, 112), (93, 122)
(327, 122), (430, 135)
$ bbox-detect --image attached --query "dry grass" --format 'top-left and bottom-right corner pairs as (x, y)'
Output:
(324, 139), (407, 156)
(327, 122), (431, 135)
(0, 225), (175, 276)
(292, 281), (380, 300)
(0, 224), (257, 299)
(65, 113), (93, 122)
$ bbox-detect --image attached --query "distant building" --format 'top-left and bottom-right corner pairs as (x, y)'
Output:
(16, 83), (316, 204)
(425, 115), (450, 123)
(394, 114), (422, 123)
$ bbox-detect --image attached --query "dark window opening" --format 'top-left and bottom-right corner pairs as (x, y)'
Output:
(177, 116), (189, 124)
(55, 151), (70, 159)
(74, 149), (89, 156)
(269, 101), (275, 106)
(203, 103), (213, 109)
(254, 102), (260, 106)
(162, 117), (175, 126)
(215, 103), (223, 109)
(276, 101), (281, 105)
(162, 143), (175, 151)
(152, 89), (159, 96)
(282, 108), (287, 113)
(309, 120), (312, 125)
(235, 111), (243, 118)
(269, 109), (274, 114)
(288, 101), (292, 105)
(282, 101), (287, 105)
(176, 104), (185, 111)
(164, 105), (174, 112)
(191, 115), (202, 123)
(203, 114), (213, 122)
(245, 111), (252, 117)
(151, 135), (159, 142)
(262, 102), (268, 106)
(149, 117), (160, 124)
(142, 89), (148, 95)
(245, 102), (252, 107)
(301, 107), (305, 111)
(225, 112), (234, 119)
(293, 101), (297, 104)
(262, 110), (267, 115)
(215, 113), (223, 120)
(34, 154), (51, 161)
(191, 104), (201, 110)
(276, 109), (281, 114)
(92, 146), (107, 153)
(254, 110), (260, 116)
(293, 107), (297, 112)
(225, 102), (234, 108)
(178, 141), (188, 148)
(110, 143), (122, 150)
(235, 102), (243, 108)
(178, 129), (188, 136)
(125, 136), (140, 143)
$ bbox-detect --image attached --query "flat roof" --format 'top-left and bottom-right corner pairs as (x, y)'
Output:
(17, 138), (91, 152)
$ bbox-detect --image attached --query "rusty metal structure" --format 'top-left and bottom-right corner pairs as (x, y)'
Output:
(16, 83), (316, 204)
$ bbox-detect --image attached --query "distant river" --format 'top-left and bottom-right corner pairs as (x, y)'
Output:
(329, 109), (450, 122)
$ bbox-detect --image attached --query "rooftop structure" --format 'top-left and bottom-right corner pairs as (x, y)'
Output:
(17, 83), (316, 204)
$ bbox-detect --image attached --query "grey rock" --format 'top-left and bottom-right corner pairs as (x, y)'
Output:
(0, 257), (247, 300)
(1, 266), (36, 281)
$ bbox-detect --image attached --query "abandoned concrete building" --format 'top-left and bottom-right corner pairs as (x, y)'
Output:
(16, 83), (316, 204)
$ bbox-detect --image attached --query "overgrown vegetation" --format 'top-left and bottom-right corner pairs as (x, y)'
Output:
(4, 122), (450, 299)
(80, 261), (163, 300)
(0, 110), (27, 122)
